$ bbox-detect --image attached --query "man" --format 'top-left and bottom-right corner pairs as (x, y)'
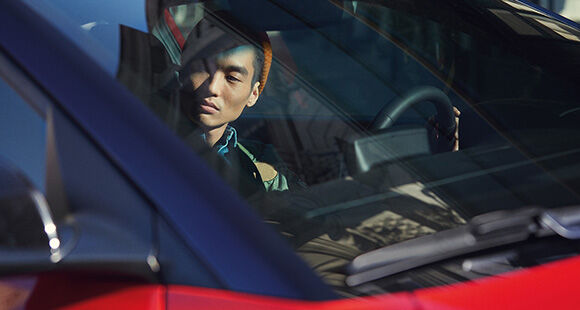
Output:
(177, 13), (292, 194)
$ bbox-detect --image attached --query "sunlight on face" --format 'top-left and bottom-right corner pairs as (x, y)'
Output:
(187, 45), (260, 131)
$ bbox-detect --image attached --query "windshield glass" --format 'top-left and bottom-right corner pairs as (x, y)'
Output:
(25, 0), (580, 296)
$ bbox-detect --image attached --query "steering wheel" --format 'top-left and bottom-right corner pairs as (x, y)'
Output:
(370, 86), (456, 150)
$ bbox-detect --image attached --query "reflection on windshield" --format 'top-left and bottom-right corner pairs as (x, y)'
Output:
(120, 0), (580, 295)
(38, 0), (580, 296)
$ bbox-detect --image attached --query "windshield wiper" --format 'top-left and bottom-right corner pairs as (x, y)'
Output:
(346, 206), (580, 286)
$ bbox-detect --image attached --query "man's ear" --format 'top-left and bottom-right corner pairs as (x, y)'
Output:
(247, 81), (260, 108)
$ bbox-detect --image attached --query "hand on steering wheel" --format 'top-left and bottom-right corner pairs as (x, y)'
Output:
(428, 106), (460, 151)
(371, 86), (459, 152)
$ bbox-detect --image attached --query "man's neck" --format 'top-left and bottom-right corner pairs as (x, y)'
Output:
(204, 124), (228, 147)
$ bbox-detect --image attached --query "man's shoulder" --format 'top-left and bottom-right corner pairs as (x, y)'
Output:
(237, 140), (281, 181)
(237, 139), (281, 164)
(237, 139), (297, 191)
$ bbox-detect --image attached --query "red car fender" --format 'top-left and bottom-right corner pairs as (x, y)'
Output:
(169, 254), (580, 310)
(22, 254), (580, 309)
(414, 254), (580, 310)
(167, 285), (416, 310)
(25, 273), (165, 310)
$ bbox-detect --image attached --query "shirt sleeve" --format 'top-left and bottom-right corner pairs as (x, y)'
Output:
(238, 142), (290, 191)
(263, 172), (290, 191)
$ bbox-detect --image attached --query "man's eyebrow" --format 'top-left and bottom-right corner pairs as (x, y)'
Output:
(223, 65), (249, 76)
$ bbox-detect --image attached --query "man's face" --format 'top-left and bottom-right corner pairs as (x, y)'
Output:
(185, 45), (260, 130)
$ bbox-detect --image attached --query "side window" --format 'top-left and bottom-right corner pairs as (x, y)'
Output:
(0, 64), (47, 310)
(0, 74), (46, 192)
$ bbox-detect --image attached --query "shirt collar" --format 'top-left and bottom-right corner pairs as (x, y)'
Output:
(212, 125), (238, 157)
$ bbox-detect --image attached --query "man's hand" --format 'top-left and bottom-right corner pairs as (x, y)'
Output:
(428, 106), (460, 152)
(452, 106), (460, 151)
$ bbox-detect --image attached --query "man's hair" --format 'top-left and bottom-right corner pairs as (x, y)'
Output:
(251, 46), (265, 86)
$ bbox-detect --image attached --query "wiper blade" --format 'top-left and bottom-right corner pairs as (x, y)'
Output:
(346, 206), (580, 286)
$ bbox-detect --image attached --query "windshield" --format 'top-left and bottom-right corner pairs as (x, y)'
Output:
(25, 0), (580, 297)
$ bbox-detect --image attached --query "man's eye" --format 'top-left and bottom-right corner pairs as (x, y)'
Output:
(226, 75), (241, 83)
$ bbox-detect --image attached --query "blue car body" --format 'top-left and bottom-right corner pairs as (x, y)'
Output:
(0, 0), (334, 300)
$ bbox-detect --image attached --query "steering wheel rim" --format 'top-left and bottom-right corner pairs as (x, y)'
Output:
(371, 86), (456, 140)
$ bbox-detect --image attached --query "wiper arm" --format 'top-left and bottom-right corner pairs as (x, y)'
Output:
(346, 206), (580, 286)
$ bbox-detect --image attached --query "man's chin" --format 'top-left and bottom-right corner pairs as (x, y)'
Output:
(197, 115), (226, 131)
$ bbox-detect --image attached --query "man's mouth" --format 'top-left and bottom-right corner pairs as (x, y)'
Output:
(199, 100), (219, 114)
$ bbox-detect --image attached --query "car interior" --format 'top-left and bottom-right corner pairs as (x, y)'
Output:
(109, 0), (580, 296)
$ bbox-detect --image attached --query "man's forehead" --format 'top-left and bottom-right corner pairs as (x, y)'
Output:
(181, 19), (256, 65)
(189, 45), (253, 74)
(218, 45), (255, 59)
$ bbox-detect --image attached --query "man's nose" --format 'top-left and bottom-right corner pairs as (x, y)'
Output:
(207, 72), (223, 96)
